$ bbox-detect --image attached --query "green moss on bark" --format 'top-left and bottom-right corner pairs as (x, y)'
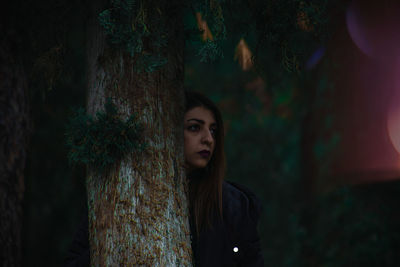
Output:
(65, 98), (146, 173)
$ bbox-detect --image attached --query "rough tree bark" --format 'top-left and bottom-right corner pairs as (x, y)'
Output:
(86, 0), (192, 265)
(0, 14), (29, 267)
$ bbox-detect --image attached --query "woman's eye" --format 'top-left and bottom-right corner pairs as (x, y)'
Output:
(210, 128), (217, 136)
(188, 125), (200, 131)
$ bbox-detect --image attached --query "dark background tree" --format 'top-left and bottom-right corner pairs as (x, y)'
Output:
(1, 0), (399, 266)
(0, 2), (29, 266)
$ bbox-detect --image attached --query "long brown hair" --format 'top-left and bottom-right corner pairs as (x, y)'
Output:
(185, 91), (226, 236)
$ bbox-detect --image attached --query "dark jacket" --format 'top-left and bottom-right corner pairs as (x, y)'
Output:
(65, 181), (264, 266)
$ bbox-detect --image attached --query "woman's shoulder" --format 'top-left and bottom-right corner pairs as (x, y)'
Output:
(222, 181), (265, 266)
(222, 180), (262, 224)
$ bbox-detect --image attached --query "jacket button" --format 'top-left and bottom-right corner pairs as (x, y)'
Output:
(233, 247), (239, 253)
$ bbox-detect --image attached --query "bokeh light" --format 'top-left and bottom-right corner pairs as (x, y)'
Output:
(387, 106), (400, 156)
(305, 47), (325, 70)
(346, 0), (400, 61)
(387, 66), (400, 158)
(346, 1), (373, 57)
(234, 38), (253, 71)
(195, 12), (213, 41)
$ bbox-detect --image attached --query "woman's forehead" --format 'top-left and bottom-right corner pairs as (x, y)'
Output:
(185, 106), (216, 124)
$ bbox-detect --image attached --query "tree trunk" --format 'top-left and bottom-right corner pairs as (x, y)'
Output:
(0, 17), (29, 267)
(86, 1), (192, 266)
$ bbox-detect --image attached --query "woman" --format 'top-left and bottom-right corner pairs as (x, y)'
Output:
(184, 91), (264, 267)
(65, 91), (264, 266)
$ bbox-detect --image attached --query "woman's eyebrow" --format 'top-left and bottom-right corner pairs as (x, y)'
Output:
(187, 118), (204, 124)
(187, 118), (217, 126)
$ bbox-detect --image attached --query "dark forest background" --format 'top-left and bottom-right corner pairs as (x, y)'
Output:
(3, 0), (400, 266)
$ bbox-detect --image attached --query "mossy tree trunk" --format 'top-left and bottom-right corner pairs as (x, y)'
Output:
(0, 12), (29, 267)
(86, 0), (192, 266)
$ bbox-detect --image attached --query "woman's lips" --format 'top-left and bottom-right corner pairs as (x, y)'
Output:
(198, 151), (210, 158)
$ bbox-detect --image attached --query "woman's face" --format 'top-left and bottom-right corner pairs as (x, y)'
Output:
(184, 106), (217, 172)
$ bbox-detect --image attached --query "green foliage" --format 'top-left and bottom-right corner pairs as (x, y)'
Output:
(98, 0), (140, 55)
(65, 98), (146, 173)
(247, 0), (332, 73)
(197, 40), (224, 62)
(311, 72), (340, 180)
(305, 184), (400, 266)
(190, 0), (227, 62)
(98, 0), (168, 72)
(135, 54), (168, 73)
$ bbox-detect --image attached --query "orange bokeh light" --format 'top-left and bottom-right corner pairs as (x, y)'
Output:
(234, 38), (253, 71)
(195, 12), (213, 41)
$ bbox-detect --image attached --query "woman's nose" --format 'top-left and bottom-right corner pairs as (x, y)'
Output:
(201, 129), (213, 144)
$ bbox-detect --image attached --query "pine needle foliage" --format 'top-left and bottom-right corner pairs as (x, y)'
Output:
(190, 0), (227, 62)
(245, 0), (332, 73)
(65, 98), (146, 173)
(197, 40), (223, 62)
(98, 0), (168, 73)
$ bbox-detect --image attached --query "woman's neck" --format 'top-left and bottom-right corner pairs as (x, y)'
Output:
(186, 168), (206, 180)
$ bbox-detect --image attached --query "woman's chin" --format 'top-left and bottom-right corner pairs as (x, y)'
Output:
(192, 161), (208, 170)
(185, 161), (208, 173)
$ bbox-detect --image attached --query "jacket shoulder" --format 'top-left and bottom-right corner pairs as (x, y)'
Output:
(222, 181), (265, 266)
(222, 180), (262, 224)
